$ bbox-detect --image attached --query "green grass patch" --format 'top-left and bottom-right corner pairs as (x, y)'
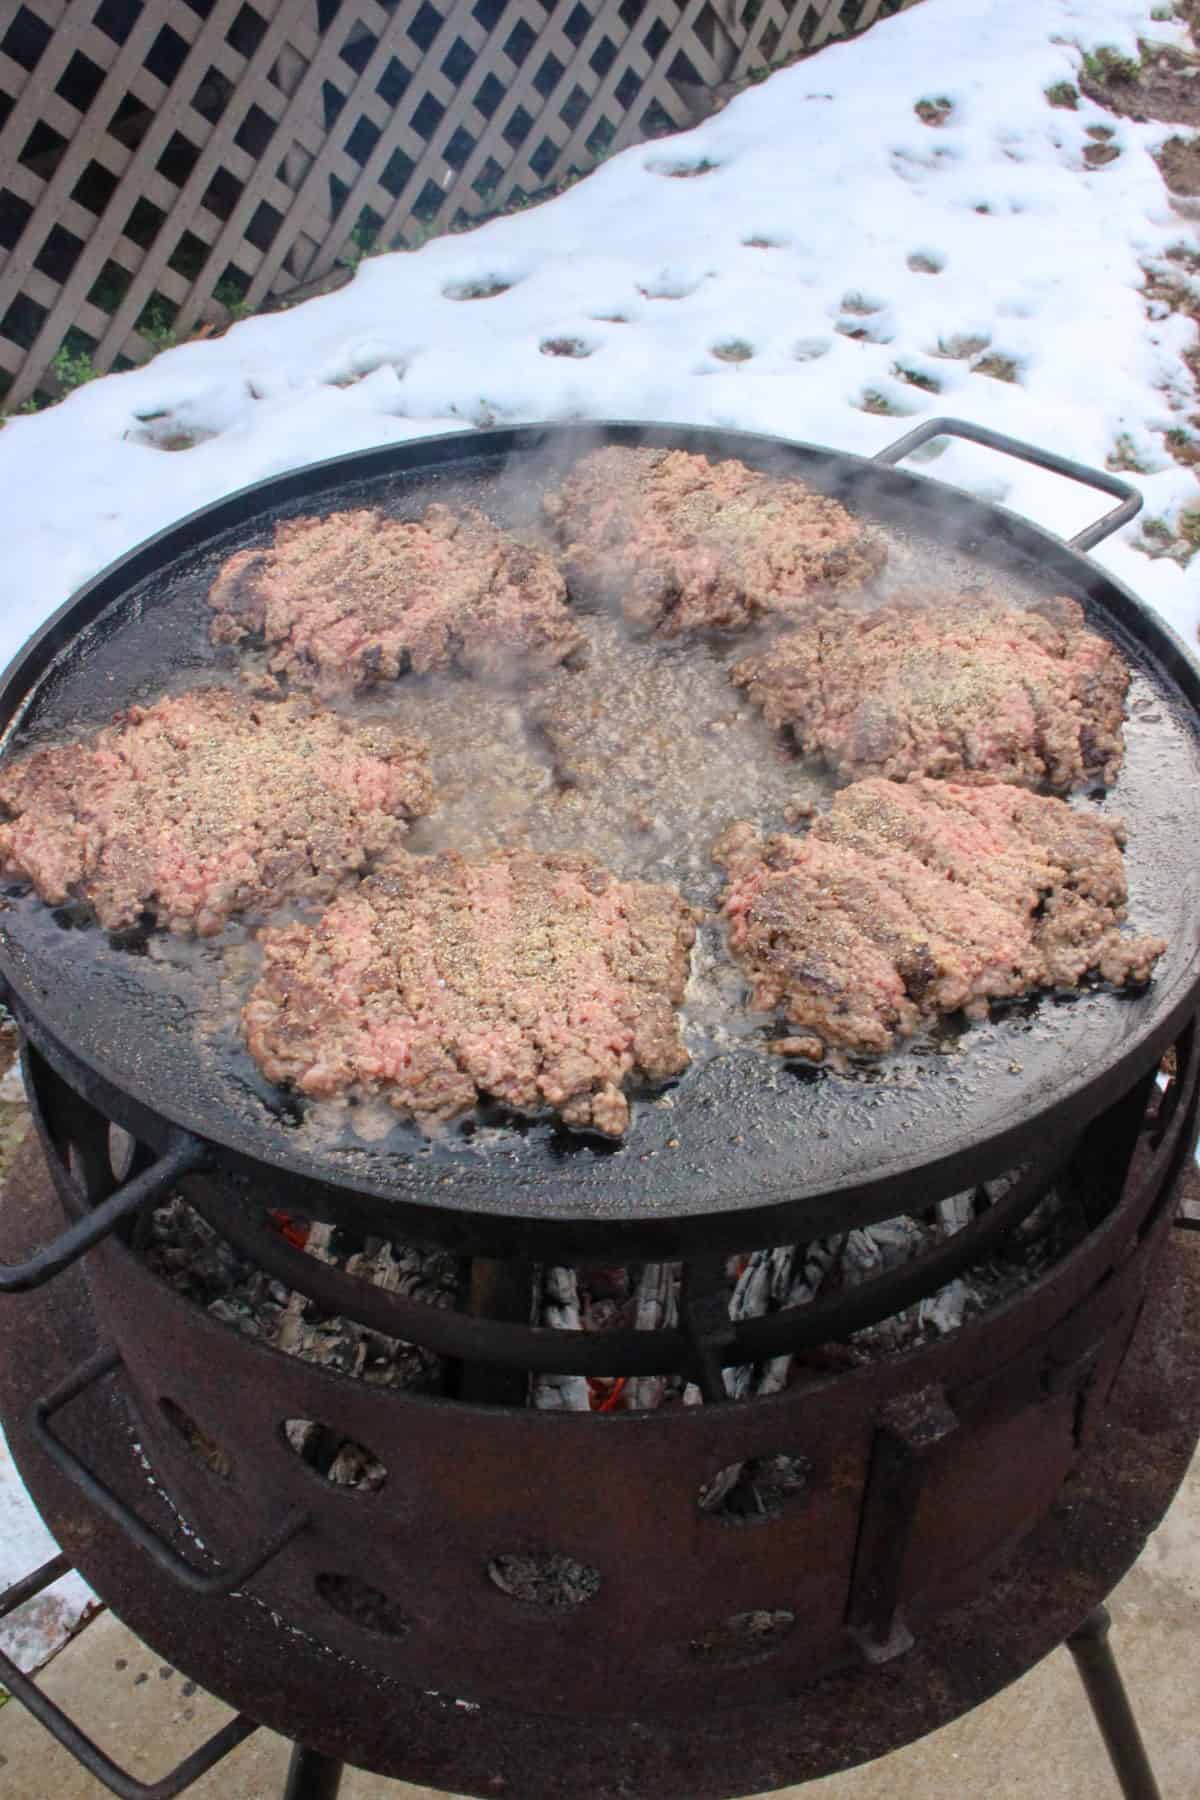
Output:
(1082, 46), (1141, 86)
(1045, 81), (1080, 109)
(1164, 427), (1200, 466)
(1137, 513), (1200, 564)
(51, 332), (98, 394)
(1106, 433), (1151, 473)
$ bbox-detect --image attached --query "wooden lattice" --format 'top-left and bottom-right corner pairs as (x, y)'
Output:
(0, 0), (913, 407)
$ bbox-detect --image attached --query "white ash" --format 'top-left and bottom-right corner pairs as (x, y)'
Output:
(532, 1178), (1086, 1412)
(625, 1260), (682, 1413)
(532, 1258), (684, 1412)
(533, 1265), (590, 1412)
(143, 1197), (459, 1485)
(139, 1177), (1081, 1443)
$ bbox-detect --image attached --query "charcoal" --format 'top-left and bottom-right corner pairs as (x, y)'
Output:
(143, 1196), (458, 1486)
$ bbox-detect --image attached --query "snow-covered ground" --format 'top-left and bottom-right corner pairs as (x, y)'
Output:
(1, 0), (1199, 664)
(0, 1431), (97, 1673)
(1, 0), (1198, 1678)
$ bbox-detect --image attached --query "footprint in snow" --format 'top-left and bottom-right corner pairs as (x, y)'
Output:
(127, 412), (217, 452)
(857, 387), (918, 417)
(835, 294), (894, 344)
(443, 278), (514, 300)
(325, 356), (407, 388)
(892, 361), (942, 394)
(967, 196), (1027, 216)
(891, 144), (959, 180)
(971, 352), (1022, 383)
(645, 156), (722, 178)
(1083, 125), (1121, 169)
(839, 291), (887, 316)
(637, 276), (703, 300)
(710, 339), (755, 363)
(930, 331), (991, 360)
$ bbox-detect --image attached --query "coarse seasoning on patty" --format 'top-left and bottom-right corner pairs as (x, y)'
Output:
(209, 504), (583, 694)
(732, 592), (1128, 790)
(542, 446), (886, 636)
(0, 687), (433, 936)
(716, 777), (1165, 1059)
(242, 849), (698, 1136)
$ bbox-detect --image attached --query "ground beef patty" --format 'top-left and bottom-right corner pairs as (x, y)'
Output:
(209, 504), (583, 694)
(716, 778), (1164, 1058)
(733, 592), (1128, 789)
(243, 849), (697, 1136)
(0, 688), (432, 935)
(542, 446), (885, 636)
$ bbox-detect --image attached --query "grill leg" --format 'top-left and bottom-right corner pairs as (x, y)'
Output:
(1066, 1605), (1162, 1800)
(283, 1743), (345, 1800)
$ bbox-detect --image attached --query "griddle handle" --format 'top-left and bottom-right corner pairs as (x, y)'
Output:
(873, 416), (1142, 552)
(31, 1346), (309, 1596)
(0, 1134), (208, 1294)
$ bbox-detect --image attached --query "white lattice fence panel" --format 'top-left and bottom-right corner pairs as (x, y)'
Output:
(0, 0), (918, 406)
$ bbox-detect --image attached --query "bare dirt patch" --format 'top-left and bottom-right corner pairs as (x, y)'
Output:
(1099, 10), (1200, 603)
(1046, 81), (1080, 111)
(973, 352), (1021, 383)
(1082, 38), (1200, 129)
(1157, 134), (1200, 195)
(915, 96), (954, 126)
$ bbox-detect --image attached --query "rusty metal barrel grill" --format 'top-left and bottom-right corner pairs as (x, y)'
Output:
(0, 420), (1198, 1800)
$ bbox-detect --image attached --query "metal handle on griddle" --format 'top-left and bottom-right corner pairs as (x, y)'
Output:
(30, 1345), (309, 1596)
(873, 416), (1142, 551)
(0, 1133), (208, 1294)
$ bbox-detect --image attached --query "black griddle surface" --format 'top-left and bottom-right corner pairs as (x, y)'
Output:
(1, 424), (1198, 1250)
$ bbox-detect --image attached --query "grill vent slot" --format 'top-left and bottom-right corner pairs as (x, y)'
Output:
(487, 1551), (600, 1609)
(281, 1419), (387, 1492)
(158, 1397), (232, 1480)
(315, 1572), (410, 1639)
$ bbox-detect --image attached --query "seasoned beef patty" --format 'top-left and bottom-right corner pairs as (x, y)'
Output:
(243, 849), (697, 1136)
(0, 688), (432, 935)
(542, 446), (885, 636)
(717, 778), (1164, 1058)
(209, 504), (583, 694)
(732, 592), (1128, 789)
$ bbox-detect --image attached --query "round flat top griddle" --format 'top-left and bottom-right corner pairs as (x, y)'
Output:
(1, 423), (1198, 1254)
